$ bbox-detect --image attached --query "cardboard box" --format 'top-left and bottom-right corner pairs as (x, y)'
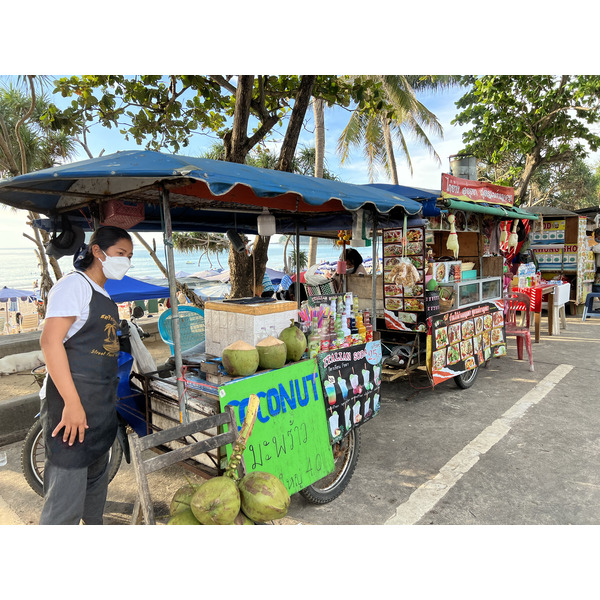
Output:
(204, 300), (298, 356)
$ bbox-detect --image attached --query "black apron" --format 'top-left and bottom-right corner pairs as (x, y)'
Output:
(41, 273), (120, 469)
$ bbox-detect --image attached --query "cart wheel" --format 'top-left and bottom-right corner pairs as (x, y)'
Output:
(299, 428), (361, 505)
(454, 366), (479, 389)
(21, 419), (124, 498)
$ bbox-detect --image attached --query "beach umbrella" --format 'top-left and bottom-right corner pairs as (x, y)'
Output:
(0, 286), (37, 302)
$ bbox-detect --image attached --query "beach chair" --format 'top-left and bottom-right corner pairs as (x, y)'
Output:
(0, 315), (6, 335)
(20, 313), (39, 332)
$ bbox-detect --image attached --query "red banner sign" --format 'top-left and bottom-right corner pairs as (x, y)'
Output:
(441, 174), (514, 207)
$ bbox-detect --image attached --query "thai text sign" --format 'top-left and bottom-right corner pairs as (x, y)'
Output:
(218, 360), (335, 495)
(316, 340), (383, 443)
(441, 174), (514, 206)
(427, 300), (506, 386)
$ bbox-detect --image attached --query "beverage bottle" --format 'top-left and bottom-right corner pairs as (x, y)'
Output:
(308, 328), (321, 358)
(364, 311), (373, 343)
(258, 326), (268, 342)
(357, 314), (366, 343)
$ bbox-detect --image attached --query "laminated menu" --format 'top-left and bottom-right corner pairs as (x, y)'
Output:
(383, 226), (426, 331)
(426, 300), (506, 386)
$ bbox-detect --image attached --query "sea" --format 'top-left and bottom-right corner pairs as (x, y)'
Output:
(0, 238), (352, 292)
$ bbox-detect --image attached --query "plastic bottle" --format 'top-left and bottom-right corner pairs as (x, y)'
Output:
(364, 311), (373, 343)
(269, 325), (278, 339)
(258, 326), (268, 342)
(308, 328), (321, 358)
(356, 312), (366, 343)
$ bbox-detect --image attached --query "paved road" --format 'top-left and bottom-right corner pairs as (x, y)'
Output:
(2, 314), (600, 526)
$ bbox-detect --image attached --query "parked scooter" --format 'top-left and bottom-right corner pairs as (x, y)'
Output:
(21, 309), (150, 497)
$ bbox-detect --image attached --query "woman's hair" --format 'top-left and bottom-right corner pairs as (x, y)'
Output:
(74, 226), (132, 270)
(344, 247), (363, 267)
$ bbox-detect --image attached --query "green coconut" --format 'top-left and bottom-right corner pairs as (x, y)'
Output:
(167, 508), (202, 525)
(190, 476), (241, 525)
(426, 278), (439, 291)
(238, 471), (291, 523)
(278, 320), (307, 362)
(221, 340), (259, 377)
(256, 336), (287, 370)
(169, 483), (203, 516)
(231, 510), (255, 525)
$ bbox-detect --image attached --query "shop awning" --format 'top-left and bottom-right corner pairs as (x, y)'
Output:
(441, 199), (539, 220)
(0, 150), (423, 234)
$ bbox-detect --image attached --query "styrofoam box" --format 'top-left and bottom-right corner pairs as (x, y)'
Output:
(204, 301), (298, 356)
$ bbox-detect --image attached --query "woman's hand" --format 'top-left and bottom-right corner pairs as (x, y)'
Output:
(52, 402), (89, 445)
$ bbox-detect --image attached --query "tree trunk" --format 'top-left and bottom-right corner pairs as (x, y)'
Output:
(229, 235), (270, 297)
(224, 75), (254, 164)
(277, 76), (317, 172)
(308, 97), (325, 267)
(382, 117), (399, 185)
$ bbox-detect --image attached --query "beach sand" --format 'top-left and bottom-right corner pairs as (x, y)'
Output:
(0, 339), (173, 402)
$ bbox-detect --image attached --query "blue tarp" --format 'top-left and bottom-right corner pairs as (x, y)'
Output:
(0, 151), (423, 235)
(104, 275), (169, 303)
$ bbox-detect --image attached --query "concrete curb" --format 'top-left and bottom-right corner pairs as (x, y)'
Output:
(0, 393), (40, 446)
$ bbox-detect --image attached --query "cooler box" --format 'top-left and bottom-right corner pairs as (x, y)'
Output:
(204, 300), (298, 356)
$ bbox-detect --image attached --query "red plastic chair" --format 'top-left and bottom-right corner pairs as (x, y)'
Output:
(503, 292), (534, 372)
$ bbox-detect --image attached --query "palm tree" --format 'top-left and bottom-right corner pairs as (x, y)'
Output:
(337, 75), (459, 184)
(0, 77), (78, 313)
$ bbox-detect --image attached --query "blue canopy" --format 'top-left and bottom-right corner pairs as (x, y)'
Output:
(0, 150), (422, 235)
(0, 286), (37, 302)
(104, 275), (169, 303)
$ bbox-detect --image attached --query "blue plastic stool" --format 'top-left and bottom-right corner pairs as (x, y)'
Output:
(581, 293), (600, 321)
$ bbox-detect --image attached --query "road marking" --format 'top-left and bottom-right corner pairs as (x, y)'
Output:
(385, 364), (574, 525)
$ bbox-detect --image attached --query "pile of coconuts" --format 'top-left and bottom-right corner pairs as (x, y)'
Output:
(221, 319), (307, 377)
(167, 470), (291, 525)
(167, 393), (290, 525)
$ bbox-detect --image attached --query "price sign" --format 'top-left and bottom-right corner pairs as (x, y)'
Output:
(219, 360), (335, 495)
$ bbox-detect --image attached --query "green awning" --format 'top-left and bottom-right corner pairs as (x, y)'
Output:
(442, 199), (539, 220)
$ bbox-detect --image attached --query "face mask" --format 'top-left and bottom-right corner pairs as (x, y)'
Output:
(101, 251), (131, 280)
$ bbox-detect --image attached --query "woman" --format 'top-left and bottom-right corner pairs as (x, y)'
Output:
(344, 247), (367, 275)
(39, 226), (133, 525)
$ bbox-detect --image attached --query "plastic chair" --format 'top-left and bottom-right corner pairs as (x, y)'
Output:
(503, 292), (534, 371)
(581, 292), (600, 321)
(550, 283), (570, 334)
(158, 305), (205, 355)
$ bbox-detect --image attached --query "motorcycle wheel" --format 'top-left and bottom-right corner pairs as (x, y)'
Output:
(299, 428), (361, 505)
(21, 419), (124, 497)
(454, 366), (479, 389)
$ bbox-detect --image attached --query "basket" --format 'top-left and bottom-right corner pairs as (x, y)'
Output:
(439, 297), (454, 312)
(100, 199), (145, 229)
(32, 364), (47, 388)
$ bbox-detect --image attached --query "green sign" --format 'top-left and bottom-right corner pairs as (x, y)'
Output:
(218, 359), (335, 495)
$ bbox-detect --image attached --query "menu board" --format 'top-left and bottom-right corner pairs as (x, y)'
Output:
(316, 340), (383, 444)
(426, 300), (506, 386)
(383, 226), (427, 331)
(218, 360), (335, 495)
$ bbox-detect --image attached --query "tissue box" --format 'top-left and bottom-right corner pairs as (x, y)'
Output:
(204, 300), (298, 357)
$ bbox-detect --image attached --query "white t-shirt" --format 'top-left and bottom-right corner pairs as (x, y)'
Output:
(40, 271), (112, 399)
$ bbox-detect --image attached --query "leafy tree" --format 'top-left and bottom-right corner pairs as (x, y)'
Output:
(44, 75), (369, 297)
(453, 75), (600, 205)
(337, 75), (459, 183)
(0, 77), (78, 311)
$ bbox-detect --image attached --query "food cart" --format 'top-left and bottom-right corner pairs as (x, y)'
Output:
(0, 149), (423, 504)
(345, 175), (539, 387)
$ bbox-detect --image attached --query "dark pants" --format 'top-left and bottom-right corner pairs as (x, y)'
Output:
(39, 452), (110, 525)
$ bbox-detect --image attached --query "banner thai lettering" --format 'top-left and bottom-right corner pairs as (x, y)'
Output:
(441, 174), (514, 206)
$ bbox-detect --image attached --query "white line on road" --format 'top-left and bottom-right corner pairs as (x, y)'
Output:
(385, 364), (574, 525)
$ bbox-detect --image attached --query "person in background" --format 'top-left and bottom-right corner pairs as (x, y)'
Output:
(344, 247), (367, 275)
(39, 225), (133, 525)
